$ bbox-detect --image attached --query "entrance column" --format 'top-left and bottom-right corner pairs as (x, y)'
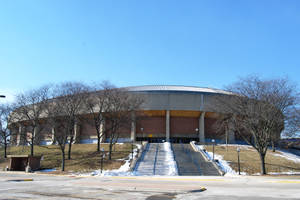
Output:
(130, 112), (136, 142)
(17, 123), (26, 145)
(17, 124), (22, 145)
(100, 118), (106, 143)
(199, 112), (206, 144)
(51, 127), (56, 144)
(166, 110), (170, 142)
(73, 122), (80, 143)
(228, 121), (236, 144)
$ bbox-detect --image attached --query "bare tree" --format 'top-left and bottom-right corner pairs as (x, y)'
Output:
(283, 108), (300, 138)
(83, 81), (114, 152)
(45, 96), (69, 171)
(13, 85), (51, 156)
(52, 82), (88, 160)
(0, 103), (14, 158)
(104, 88), (143, 160)
(215, 76), (298, 175)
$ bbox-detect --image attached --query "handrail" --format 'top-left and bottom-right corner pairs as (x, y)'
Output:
(153, 143), (159, 175)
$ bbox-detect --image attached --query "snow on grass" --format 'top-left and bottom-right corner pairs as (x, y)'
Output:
(269, 171), (300, 175)
(195, 144), (246, 176)
(80, 144), (142, 177)
(196, 143), (300, 176)
(163, 142), (178, 176)
(272, 149), (300, 163)
(207, 151), (246, 176)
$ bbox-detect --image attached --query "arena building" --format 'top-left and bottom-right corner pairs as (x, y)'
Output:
(12, 85), (237, 145)
(125, 85), (236, 144)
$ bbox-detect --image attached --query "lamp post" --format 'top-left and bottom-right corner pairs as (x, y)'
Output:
(212, 139), (215, 161)
(195, 128), (199, 143)
(237, 147), (241, 175)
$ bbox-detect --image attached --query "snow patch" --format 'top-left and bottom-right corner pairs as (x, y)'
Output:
(163, 142), (178, 176)
(269, 171), (300, 175)
(196, 144), (246, 176)
(80, 144), (142, 177)
(272, 150), (300, 163)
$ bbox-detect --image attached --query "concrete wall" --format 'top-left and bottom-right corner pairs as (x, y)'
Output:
(136, 91), (226, 112)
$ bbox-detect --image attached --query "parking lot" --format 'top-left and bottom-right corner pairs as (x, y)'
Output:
(1, 172), (300, 199)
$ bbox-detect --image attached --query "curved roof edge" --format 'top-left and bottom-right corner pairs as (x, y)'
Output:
(123, 85), (233, 95)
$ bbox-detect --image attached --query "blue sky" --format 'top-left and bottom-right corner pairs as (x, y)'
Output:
(1, 0), (300, 102)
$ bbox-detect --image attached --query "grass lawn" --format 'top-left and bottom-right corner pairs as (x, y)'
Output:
(0, 143), (134, 173)
(205, 145), (300, 175)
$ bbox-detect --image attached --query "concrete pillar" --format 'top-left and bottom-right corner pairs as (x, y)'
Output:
(228, 122), (236, 144)
(17, 124), (26, 145)
(166, 110), (170, 142)
(200, 94), (204, 110)
(73, 122), (80, 144)
(17, 124), (22, 145)
(100, 118), (106, 143)
(130, 112), (136, 142)
(199, 112), (206, 144)
(33, 125), (40, 144)
(51, 127), (56, 144)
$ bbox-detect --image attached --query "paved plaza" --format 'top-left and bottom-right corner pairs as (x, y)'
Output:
(1, 172), (300, 199)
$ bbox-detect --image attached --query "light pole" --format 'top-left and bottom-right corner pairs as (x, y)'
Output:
(195, 128), (199, 143)
(237, 147), (241, 175)
(212, 139), (215, 161)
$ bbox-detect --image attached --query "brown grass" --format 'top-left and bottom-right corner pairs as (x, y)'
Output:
(0, 143), (134, 173)
(205, 145), (300, 175)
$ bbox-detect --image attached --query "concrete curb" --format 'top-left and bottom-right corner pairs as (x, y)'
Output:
(190, 142), (225, 176)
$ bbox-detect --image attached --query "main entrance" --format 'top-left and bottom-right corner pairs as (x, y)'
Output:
(136, 137), (198, 143)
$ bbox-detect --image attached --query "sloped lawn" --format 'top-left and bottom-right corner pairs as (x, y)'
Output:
(0, 143), (133, 173)
(205, 145), (300, 175)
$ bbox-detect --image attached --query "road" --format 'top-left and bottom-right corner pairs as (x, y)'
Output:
(1, 172), (300, 199)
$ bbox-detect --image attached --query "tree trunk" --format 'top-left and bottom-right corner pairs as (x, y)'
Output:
(97, 136), (100, 152)
(259, 152), (267, 175)
(30, 137), (34, 156)
(272, 141), (276, 152)
(68, 136), (73, 160)
(62, 149), (65, 171)
(109, 142), (113, 160)
(4, 141), (7, 158)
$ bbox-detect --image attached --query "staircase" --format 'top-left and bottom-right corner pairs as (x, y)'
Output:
(134, 143), (175, 176)
(172, 143), (221, 176)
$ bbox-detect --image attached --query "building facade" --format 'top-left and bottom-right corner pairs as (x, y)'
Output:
(12, 85), (237, 145)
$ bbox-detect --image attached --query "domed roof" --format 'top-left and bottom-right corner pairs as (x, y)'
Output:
(124, 85), (232, 95)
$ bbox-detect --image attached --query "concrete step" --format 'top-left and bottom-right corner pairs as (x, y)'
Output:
(172, 143), (221, 176)
(134, 143), (174, 176)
